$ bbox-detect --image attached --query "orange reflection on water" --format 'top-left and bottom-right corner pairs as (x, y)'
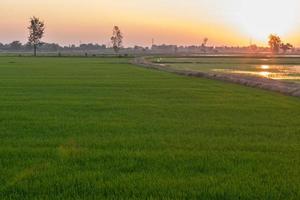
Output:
(261, 65), (270, 70)
(259, 71), (271, 77)
(213, 69), (300, 81)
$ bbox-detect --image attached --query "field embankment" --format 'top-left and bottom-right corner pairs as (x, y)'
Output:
(133, 57), (300, 97)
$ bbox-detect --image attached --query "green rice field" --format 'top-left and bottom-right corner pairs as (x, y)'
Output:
(0, 57), (299, 199)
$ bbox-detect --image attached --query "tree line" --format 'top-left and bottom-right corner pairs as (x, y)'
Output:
(0, 41), (107, 52)
(1, 16), (123, 56)
(0, 16), (296, 56)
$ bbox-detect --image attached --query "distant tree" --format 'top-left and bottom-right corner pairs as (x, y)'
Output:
(9, 41), (22, 51)
(201, 37), (209, 52)
(111, 26), (123, 54)
(202, 38), (208, 47)
(40, 43), (61, 52)
(280, 43), (293, 54)
(249, 44), (258, 52)
(28, 16), (45, 56)
(24, 42), (33, 51)
(268, 34), (281, 53)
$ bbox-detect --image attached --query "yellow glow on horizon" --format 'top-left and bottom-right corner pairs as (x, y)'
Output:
(234, 0), (299, 43)
(1, 0), (300, 46)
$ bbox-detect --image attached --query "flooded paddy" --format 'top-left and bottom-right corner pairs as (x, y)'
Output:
(150, 57), (300, 84)
(213, 65), (300, 81)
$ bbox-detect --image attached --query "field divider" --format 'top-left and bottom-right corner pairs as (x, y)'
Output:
(132, 57), (300, 98)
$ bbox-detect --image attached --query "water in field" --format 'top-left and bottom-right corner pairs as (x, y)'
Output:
(153, 57), (300, 83)
(213, 65), (300, 81)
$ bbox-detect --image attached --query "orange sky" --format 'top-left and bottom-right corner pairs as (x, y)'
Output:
(1, 0), (300, 47)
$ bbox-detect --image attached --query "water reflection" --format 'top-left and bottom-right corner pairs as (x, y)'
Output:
(259, 71), (271, 77)
(213, 65), (300, 82)
(261, 65), (270, 70)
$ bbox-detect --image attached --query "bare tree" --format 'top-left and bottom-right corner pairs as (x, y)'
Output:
(28, 16), (45, 56)
(268, 34), (281, 53)
(111, 26), (123, 54)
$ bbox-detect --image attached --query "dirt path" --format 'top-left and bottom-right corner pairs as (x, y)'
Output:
(132, 57), (300, 98)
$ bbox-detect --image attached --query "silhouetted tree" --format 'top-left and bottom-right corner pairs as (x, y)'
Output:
(268, 34), (281, 53)
(111, 26), (123, 54)
(28, 16), (45, 56)
(24, 42), (33, 51)
(9, 41), (22, 50)
(201, 37), (208, 52)
(202, 38), (208, 47)
(280, 43), (293, 54)
(40, 43), (61, 52)
(249, 44), (258, 52)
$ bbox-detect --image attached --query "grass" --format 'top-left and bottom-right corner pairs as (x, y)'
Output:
(0, 57), (299, 199)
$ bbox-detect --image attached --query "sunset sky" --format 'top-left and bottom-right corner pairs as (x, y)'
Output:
(1, 0), (300, 47)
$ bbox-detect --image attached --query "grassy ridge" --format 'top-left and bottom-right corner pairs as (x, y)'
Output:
(0, 57), (299, 199)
